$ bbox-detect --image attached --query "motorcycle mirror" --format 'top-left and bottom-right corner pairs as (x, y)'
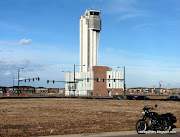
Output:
(155, 104), (157, 107)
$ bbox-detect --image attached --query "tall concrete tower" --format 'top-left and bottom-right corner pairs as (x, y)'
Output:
(80, 9), (101, 72)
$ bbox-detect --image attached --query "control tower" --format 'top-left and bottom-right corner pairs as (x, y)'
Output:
(80, 9), (101, 72)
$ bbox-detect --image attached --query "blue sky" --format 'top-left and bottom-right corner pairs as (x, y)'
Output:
(0, 0), (180, 88)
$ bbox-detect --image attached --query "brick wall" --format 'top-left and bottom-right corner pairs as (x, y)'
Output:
(87, 66), (123, 97)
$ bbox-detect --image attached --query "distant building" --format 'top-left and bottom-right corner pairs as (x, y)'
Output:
(6, 86), (35, 96)
(20, 86), (35, 94)
(35, 87), (48, 94)
(168, 88), (180, 94)
(48, 88), (59, 93)
(154, 88), (167, 94)
(128, 87), (154, 94)
(0, 86), (6, 96)
(127, 87), (167, 94)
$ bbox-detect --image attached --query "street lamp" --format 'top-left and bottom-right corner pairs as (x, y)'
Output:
(62, 71), (71, 96)
(117, 66), (126, 96)
(159, 81), (163, 95)
(74, 64), (85, 96)
(18, 68), (23, 96)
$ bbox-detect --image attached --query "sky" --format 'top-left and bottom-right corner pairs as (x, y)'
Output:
(0, 0), (180, 89)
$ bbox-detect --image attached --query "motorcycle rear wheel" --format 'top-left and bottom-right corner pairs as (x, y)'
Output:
(162, 120), (172, 131)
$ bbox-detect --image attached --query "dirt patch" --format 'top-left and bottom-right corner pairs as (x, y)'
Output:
(0, 99), (179, 136)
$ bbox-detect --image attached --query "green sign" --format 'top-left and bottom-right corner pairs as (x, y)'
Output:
(76, 79), (83, 81)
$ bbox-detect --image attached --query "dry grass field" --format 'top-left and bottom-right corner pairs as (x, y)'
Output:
(0, 99), (179, 137)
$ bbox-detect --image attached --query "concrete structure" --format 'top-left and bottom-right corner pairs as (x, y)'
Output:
(65, 66), (124, 97)
(80, 10), (101, 72)
(64, 10), (124, 97)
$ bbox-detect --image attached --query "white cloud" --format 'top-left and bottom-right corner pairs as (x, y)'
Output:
(4, 71), (11, 76)
(102, 0), (138, 14)
(117, 13), (145, 21)
(100, 0), (148, 23)
(133, 23), (153, 29)
(0, 38), (32, 46)
(19, 38), (32, 45)
(0, 41), (17, 46)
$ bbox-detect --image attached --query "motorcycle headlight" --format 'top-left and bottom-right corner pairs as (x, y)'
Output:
(142, 111), (145, 115)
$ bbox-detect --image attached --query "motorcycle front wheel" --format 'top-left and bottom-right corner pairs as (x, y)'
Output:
(136, 120), (147, 134)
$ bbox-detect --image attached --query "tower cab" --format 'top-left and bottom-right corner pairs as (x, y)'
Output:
(85, 10), (100, 18)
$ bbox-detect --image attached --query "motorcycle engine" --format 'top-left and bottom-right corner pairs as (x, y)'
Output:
(147, 118), (157, 128)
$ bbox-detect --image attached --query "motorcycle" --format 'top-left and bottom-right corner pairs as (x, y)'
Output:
(136, 105), (177, 134)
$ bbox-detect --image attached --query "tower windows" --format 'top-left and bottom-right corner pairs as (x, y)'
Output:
(94, 12), (99, 16)
(90, 11), (93, 15)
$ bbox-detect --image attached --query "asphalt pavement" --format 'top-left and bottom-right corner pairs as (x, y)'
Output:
(38, 128), (180, 137)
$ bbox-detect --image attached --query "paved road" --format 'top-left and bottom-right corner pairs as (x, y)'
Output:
(104, 132), (180, 137)
(39, 129), (180, 137)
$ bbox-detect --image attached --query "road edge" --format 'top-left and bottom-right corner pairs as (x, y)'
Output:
(37, 128), (180, 137)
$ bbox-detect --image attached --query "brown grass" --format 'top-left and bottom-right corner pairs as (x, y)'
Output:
(0, 99), (179, 137)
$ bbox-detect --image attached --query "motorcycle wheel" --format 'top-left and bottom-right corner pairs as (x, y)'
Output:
(162, 120), (172, 131)
(136, 120), (147, 134)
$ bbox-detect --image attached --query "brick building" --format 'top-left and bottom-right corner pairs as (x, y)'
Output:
(65, 66), (124, 97)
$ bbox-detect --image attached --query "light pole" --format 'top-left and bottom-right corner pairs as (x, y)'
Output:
(117, 66), (126, 96)
(159, 81), (163, 95)
(62, 71), (71, 96)
(74, 64), (85, 96)
(18, 68), (23, 96)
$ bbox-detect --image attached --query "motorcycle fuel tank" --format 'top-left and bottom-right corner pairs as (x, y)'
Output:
(149, 112), (159, 118)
